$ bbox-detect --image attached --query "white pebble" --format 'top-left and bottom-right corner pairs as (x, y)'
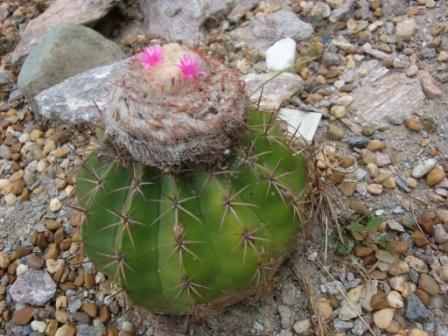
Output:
(265, 37), (297, 72)
(49, 198), (62, 212)
(31, 320), (47, 333)
(16, 263), (28, 275)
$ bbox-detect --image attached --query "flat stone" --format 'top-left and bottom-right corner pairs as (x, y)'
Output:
(277, 108), (322, 145)
(418, 71), (443, 98)
(349, 72), (425, 129)
(243, 72), (304, 111)
(11, 0), (118, 63)
(33, 58), (129, 125)
(231, 9), (313, 51)
(373, 308), (394, 329)
(18, 23), (124, 101)
(139, 0), (234, 46)
(10, 269), (57, 306)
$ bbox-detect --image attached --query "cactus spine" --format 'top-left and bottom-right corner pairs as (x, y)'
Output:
(77, 109), (307, 315)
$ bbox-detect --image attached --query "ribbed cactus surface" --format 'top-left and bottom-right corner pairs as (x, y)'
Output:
(77, 110), (307, 315)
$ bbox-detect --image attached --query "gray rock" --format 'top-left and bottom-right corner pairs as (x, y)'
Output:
(11, 0), (118, 63)
(18, 23), (124, 101)
(243, 72), (304, 111)
(406, 294), (430, 322)
(382, 0), (408, 17)
(329, 0), (356, 23)
(333, 318), (354, 331)
(10, 269), (56, 306)
(278, 305), (294, 329)
(139, 0), (234, 45)
(412, 158), (437, 178)
(310, 2), (331, 19)
(352, 318), (368, 335)
(34, 58), (129, 125)
(228, 0), (289, 22)
(387, 110), (407, 125)
(436, 324), (448, 336)
(231, 9), (313, 51)
(434, 224), (448, 244)
(280, 283), (301, 306)
(348, 136), (370, 149)
(77, 325), (96, 336)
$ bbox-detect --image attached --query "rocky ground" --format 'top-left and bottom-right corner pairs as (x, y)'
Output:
(1, 0), (448, 335)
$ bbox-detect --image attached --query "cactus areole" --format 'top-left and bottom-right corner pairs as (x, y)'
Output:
(77, 43), (307, 316)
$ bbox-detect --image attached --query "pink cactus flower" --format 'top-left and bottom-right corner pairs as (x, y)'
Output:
(177, 55), (207, 80)
(138, 45), (164, 69)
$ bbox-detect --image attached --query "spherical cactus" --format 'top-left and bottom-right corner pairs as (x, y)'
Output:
(105, 43), (247, 170)
(76, 44), (307, 316)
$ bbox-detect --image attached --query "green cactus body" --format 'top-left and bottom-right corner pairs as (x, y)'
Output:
(77, 109), (307, 315)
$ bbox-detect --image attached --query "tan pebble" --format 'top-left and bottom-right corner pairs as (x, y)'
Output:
(367, 163), (379, 177)
(316, 298), (333, 320)
(367, 183), (383, 195)
(84, 272), (95, 289)
(382, 176), (396, 189)
(82, 302), (98, 318)
(418, 273), (440, 296)
(55, 295), (68, 310)
(438, 51), (448, 62)
(370, 291), (388, 310)
(43, 140), (56, 155)
(367, 139), (385, 151)
(30, 129), (43, 141)
(362, 125), (376, 136)
(387, 290), (404, 308)
(415, 288), (430, 306)
(405, 256), (428, 273)
(406, 177), (418, 188)
(43, 219), (61, 231)
(53, 147), (70, 158)
(409, 329), (429, 336)
(46, 259), (64, 273)
(55, 324), (75, 336)
(49, 198), (62, 212)
(404, 116), (423, 131)
(16, 263), (28, 275)
(45, 320), (58, 336)
(421, 138), (431, 147)
(385, 320), (400, 334)
(437, 209), (448, 225)
(426, 165), (445, 187)
(438, 265), (448, 282)
(373, 308), (394, 329)
(354, 245), (374, 257)
(55, 309), (69, 323)
(361, 149), (377, 165)
(65, 185), (75, 197)
(418, 70), (443, 98)
(339, 181), (356, 196)
(330, 105), (347, 119)
(45, 243), (60, 260)
(388, 260), (409, 276)
(412, 231), (429, 247)
(0, 252), (10, 269)
(36, 160), (48, 172)
(339, 156), (353, 168)
(99, 305), (111, 323)
(4, 193), (17, 205)
(391, 240), (408, 254)
(107, 327), (119, 336)
(432, 22), (446, 36)
(11, 306), (35, 325)
(327, 124), (344, 140)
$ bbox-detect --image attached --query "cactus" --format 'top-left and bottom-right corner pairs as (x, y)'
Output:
(76, 44), (307, 316)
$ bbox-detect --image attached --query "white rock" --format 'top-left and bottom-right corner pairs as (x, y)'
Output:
(46, 259), (64, 274)
(412, 158), (437, 178)
(387, 291), (404, 308)
(16, 264), (28, 275)
(31, 320), (47, 333)
(396, 19), (418, 39)
(266, 38), (297, 72)
(49, 198), (62, 212)
(278, 108), (322, 145)
(404, 256), (428, 273)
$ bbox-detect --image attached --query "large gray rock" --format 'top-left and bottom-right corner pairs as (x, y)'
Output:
(349, 68), (425, 130)
(139, 0), (234, 45)
(11, 0), (117, 63)
(18, 23), (125, 102)
(10, 269), (57, 306)
(231, 9), (313, 51)
(382, 0), (408, 17)
(34, 59), (130, 125)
